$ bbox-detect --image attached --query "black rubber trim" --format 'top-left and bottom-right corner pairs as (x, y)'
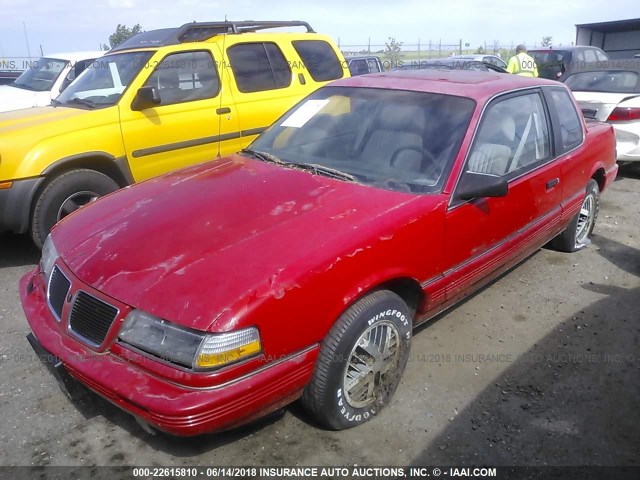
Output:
(241, 127), (267, 137)
(131, 127), (268, 158)
(114, 155), (135, 185)
(0, 177), (45, 234)
(41, 152), (116, 175)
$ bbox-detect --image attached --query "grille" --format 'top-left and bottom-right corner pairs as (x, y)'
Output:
(69, 291), (119, 345)
(48, 266), (71, 320)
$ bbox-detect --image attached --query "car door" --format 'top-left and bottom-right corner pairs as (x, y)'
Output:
(120, 48), (241, 182)
(221, 39), (298, 154)
(443, 89), (562, 302)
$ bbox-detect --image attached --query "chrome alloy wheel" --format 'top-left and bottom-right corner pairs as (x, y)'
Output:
(57, 191), (99, 221)
(575, 193), (595, 248)
(343, 321), (401, 408)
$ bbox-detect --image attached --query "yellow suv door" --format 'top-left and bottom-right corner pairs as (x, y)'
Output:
(119, 48), (242, 181)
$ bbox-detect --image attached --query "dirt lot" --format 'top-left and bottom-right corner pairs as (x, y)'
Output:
(0, 166), (638, 470)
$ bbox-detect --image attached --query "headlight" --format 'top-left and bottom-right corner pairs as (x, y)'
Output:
(40, 234), (59, 283)
(119, 310), (261, 370)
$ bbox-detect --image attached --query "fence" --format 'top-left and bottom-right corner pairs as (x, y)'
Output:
(339, 39), (558, 65)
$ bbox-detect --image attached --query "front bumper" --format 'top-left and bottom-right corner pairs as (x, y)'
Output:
(0, 176), (44, 234)
(19, 269), (319, 436)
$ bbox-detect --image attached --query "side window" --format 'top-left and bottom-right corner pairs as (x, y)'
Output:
(467, 92), (551, 177)
(573, 50), (585, 62)
(548, 88), (584, 152)
(584, 49), (597, 62)
(368, 58), (381, 73)
(227, 42), (291, 93)
(595, 50), (608, 61)
(349, 59), (369, 76)
(144, 51), (219, 106)
(292, 40), (344, 82)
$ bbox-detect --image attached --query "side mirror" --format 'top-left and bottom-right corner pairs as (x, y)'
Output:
(456, 171), (508, 200)
(131, 86), (161, 111)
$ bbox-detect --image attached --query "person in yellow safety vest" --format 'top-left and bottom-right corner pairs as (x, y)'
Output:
(506, 44), (539, 77)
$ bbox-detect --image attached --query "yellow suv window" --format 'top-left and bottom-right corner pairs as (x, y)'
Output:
(144, 51), (220, 106)
(227, 43), (292, 93)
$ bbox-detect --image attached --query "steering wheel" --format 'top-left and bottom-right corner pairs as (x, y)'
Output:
(389, 145), (438, 173)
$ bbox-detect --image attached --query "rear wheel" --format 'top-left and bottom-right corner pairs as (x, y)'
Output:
(550, 179), (599, 253)
(302, 290), (412, 430)
(31, 169), (119, 248)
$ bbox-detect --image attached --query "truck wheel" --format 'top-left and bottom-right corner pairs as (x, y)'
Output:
(550, 179), (599, 253)
(302, 290), (412, 430)
(31, 169), (119, 248)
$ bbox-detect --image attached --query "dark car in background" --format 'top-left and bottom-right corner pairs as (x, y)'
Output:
(529, 46), (608, 81)
(393, 58), (507, 73)
(449, 54), (507, 69)
(347, 56), (384, 75)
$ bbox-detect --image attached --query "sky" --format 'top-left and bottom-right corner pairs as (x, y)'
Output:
(0, 0), (637, 58)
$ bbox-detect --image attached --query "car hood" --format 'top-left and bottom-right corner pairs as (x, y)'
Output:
(0, 105), (118, 181)
(0, 85), (49, 113)
(54, 155), (421, 331)
(0, 104), (89, 133)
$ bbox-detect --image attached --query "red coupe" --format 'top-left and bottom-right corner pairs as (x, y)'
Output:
(21, 70), (617, 436)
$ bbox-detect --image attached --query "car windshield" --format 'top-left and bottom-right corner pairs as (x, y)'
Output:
(248, 86), (476, 194)
(565, 71), (640, 93)
(12, 58), (68, 92)
(55, 51), (153, 108)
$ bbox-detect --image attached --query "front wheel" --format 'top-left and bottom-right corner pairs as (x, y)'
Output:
(550, 179), (599, 253)
(31, 169), (119, 248)
(301, 290), (412, 430)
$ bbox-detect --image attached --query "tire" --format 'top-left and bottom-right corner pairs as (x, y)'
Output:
(31, 169), (119, 248)
(550, 179), (599, 253)
(302, 290), (412, 430)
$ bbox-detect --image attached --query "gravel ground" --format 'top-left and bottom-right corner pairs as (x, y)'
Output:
(0, 165), (638, 470)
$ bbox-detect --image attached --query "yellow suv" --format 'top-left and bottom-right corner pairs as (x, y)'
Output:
(0, 20), (349, 247)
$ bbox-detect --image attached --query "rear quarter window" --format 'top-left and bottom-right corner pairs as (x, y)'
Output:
(292, 40), (344, 82)
(548, 88), (584, 153)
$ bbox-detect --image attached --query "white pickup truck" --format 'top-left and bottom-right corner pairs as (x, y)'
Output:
(0, 51), (103, 113)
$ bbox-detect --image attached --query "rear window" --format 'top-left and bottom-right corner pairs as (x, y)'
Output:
(292, 40), (343, 82)
(531, 51), (568, 68)
(548, 88), (583, 152)
(564, 71), (640, 93)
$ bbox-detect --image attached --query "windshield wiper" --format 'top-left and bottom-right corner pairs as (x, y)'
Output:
(295, 163), (356, 182)
(64, 97), (97, 109)
(242, 149), (356, 182)
(12, 82), (36, 91)
(241, 149), (286, 165)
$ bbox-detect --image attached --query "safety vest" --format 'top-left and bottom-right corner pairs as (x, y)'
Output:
(507, 52), (538, 77)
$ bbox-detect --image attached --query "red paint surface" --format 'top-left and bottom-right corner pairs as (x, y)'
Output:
(20, 71), (618, 435)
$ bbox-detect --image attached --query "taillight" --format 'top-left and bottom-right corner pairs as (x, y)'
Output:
(607, 107), (640, 122)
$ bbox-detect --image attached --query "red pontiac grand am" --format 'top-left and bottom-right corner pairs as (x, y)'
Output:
(20, 70), (618, 436)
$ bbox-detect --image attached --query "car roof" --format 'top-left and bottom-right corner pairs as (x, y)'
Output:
(42, 51), (105, 61)
(347, 55), (380, 61)
(451, 54), (499, 59)
(333, 69), (559, 101)
(529, 46), (602, 52)
(110, 20), (315, 52)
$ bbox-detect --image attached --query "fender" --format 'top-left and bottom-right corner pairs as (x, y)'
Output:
(41, 152), (134, 186)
